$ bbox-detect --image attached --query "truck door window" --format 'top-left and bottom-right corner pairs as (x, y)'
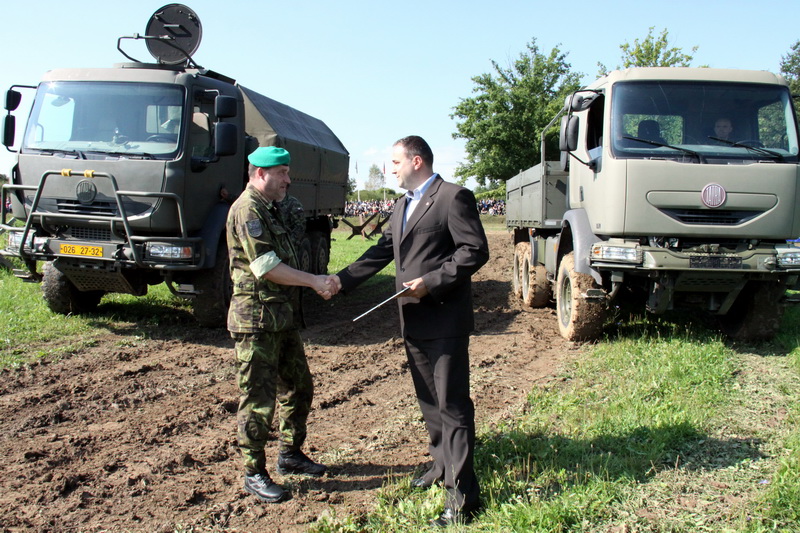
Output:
(189, 90), (217, 160)
(189, 110), (213, 158)
(585, 95), (604, 151)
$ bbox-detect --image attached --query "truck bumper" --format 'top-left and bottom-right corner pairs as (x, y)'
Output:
(590, 242), (800, 314)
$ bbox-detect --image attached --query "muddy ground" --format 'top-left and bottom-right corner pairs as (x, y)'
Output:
(0, 231), (577, 532)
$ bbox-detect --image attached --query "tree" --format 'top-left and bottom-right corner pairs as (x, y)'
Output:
(451, 39), (581, 187)
(364, 164), (385, 191)
(598, 27), (698, 76)
(346, 176), (357, 197)
(780, 40), (800, 122)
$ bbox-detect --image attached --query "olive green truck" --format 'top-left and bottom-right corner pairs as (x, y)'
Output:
(1, 5), (349, 326)
(507, 67), (800, 341)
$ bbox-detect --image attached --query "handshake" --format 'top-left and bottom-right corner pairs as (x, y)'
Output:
(312, 274), (342, 300)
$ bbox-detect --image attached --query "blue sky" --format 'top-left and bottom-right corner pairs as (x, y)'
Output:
(1, 0), (797, 189)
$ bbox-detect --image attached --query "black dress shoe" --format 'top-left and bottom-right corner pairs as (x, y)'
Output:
(410, 466), (444, 489)
(276, 449), (327, 477)
(410, 474), (442, 489)
(431, 507), (477, 527)
(244, 472), (289, 503)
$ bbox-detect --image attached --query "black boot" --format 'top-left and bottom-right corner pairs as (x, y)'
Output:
(244, 471), (289, 503)
(276, 449), (327, 477)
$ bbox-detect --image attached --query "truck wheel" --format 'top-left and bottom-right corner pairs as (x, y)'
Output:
(555, 252), (607, 341)
(309, 231), (329, 275)
(192, 242), (232, 328)
(522, 254), (552, 308)
(512, 242), (528, 298)
(41, 262), (104, 314)
(297, 235), (313, 273)
(719, 281), (786, 342)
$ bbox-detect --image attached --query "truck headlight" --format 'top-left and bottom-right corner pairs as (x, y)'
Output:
(145, 242), (194, 260)
(6, 231), (43, 251)
(6, 231), (26, 249)
(777, 248), (800, 268)
(591, 243), (642, 264)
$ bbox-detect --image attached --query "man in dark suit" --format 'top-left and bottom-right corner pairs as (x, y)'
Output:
(333, 135), (489, 526)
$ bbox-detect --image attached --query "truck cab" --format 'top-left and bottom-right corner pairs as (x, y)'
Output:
(508, 67), (800, 341)
(1, 4), (348, 326)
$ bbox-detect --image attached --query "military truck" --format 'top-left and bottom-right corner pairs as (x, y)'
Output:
(507, 67), (800, 341)
(0, 4), (349, 326)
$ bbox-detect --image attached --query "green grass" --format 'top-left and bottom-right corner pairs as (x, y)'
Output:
(0, 267), (195, 367)
(312, 314), (800, 532)
(329, 224), (398, 307)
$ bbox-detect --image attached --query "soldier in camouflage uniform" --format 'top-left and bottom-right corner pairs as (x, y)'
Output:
(226, 146), (338, 504)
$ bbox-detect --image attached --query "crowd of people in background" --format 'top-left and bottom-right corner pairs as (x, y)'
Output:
(344, 199), (396, 218)
(345, 198), (505, 218)
(477, 199), (505, 216)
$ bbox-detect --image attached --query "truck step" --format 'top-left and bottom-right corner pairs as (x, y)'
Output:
(12, 269), (40, 282)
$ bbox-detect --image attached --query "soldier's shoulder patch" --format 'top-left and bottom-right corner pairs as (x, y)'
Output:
(246, 218), (263, 238)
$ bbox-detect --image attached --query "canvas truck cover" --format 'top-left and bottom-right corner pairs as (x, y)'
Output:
(239, 85), (349, 216)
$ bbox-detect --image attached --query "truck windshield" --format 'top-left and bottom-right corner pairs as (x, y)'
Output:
(610, 80), (799, 163)
(22, 81), (185, 159)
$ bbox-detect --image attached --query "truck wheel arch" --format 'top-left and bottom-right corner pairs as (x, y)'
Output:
(559, 209), (602, 285)
(198, 202), (231, 268)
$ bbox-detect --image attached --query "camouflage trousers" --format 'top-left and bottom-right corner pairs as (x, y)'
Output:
(232, 329), (313, 474)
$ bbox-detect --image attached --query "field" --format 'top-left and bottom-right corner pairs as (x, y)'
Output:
(0, 221), (798, 532)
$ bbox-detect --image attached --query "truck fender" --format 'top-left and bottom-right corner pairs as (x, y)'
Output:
(560, 209), (602, 285)
(197, 202), (231, 269)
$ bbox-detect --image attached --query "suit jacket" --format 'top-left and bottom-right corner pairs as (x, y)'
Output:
(338, 176), (489, 339)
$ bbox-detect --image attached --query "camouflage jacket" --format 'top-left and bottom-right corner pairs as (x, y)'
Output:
(226, 185), (302, 333)
(276, 195), (306, 246)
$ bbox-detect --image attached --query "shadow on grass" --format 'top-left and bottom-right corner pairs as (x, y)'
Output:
(296, 461), (421, 494)
(604, 303), (799, 353)
(476, 423), (764, 503)
(79, 273), (402, 347)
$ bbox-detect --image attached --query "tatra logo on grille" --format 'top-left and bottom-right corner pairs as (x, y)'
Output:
(76, 180), (97, 205)
(701, 183), (726, 208)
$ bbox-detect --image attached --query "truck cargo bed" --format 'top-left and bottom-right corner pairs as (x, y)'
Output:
(506, 161), (568, 229)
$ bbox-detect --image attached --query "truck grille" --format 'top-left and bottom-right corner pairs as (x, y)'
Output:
(67, 227), (115, 242)
(56, 199), (118, 217)
(661, 209), (761, 226)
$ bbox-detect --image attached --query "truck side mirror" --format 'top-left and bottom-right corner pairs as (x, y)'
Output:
(569, 94), (584, 112)
(2, 115), (16, 147)
(559, 115), (579, 152)
(214, 122), (237, 156)
(215, 95), (237, 119)
(5, 89), (22, 111)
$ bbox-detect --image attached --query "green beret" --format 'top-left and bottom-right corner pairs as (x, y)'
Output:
(248, 146), (291, 167)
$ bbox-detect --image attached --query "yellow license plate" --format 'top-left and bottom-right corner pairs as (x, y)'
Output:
(59, 243), (103, 258)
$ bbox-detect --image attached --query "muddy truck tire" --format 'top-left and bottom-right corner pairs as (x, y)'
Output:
(297, 235), (313, 273)
(192, 242), (232, 327)
(522, 251), (551, 308)
(512, 242), (527, 298)
(555, 252), (608, 341)
(309, 231), (329, 275)
(42, 261), (104, 314)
